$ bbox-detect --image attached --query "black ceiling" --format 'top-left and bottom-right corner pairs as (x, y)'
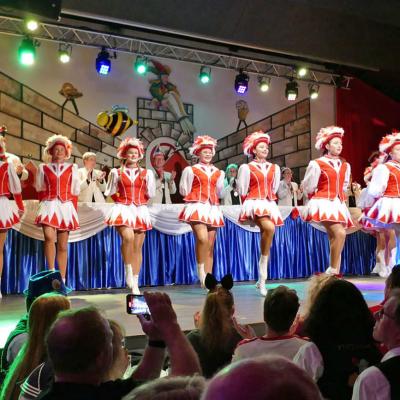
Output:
(4, 0), (400, 100)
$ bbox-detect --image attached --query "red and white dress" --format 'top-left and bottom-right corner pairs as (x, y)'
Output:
(104, 166), (155, 231)
(35, 163), (80, 230)
(301, 156), (354, 228)
(0, 160), (24, 229)
(237, 160), (283, 225)
(179, 163), (225, 227)
(366, 160), (400, 226)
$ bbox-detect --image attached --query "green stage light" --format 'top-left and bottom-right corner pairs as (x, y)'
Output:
(134, 56), (148, 75)
(199, 66), (211, 84)
(18, 38), (36, 66)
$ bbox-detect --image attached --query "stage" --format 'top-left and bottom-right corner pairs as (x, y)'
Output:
(0, 276), (385, 352)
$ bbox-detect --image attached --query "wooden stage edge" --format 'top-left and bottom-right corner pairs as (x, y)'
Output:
(0, 276), (386, 352)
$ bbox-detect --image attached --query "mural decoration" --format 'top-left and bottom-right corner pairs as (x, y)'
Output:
(148, 59), (196, 135)
(97, 105), (138, 137)
(236, 99), (249, 131)
(59, 82), (83, 115)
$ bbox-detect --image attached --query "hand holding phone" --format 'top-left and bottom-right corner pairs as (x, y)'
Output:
(126, 294), (151, 315)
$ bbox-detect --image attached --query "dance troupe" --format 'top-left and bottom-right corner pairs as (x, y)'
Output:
(0, 126), (399, 297)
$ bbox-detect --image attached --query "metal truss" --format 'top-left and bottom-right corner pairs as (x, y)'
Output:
(0, 15), (351, 88)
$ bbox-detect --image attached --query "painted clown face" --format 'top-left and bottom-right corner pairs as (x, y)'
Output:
(198, 148), (213, 164)
(390, 144), (400, 162)
(325, 137), (343, 157)
(51, 144), (67, 163)
(253, 141), (269, 160)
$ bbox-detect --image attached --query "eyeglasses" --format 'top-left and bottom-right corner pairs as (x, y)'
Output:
(374, 308), (396, 321)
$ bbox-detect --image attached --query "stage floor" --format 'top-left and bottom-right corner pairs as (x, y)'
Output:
(0, 277), (386, 350)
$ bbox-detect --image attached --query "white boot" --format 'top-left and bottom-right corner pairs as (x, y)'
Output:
(372, 250), (385, 274)
(256, 255), (268, 297)
(0, 278), (2, 299)
(131, 274), (140, 295)
(325, 266), (339, 275)
(197, 263), (206, 288)
(124, 264), (134, 289)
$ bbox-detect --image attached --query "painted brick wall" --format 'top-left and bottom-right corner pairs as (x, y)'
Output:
(214, 99), (311, 182)
(0, 70), (120, 168)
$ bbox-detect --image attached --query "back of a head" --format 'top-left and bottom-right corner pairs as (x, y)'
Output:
(263, 286), (299, 333)
(123, 376), (206, 400)
(202, 355), (320, 400)
(46, 307), (112, 376)
(200, 287), (234, 351)
(304, 279), (374, 345)
(386, 265), (400, 293)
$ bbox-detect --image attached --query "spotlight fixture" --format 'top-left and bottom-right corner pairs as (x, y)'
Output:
(25, 19), (39, 32)
(309, 84), (319, 99)
(297, 67), (308, 77)
(258, 76), (271, 92)
(96, 47), (112, 75)
(285, 79), (298, 101)
(234, 70), (249, 94)
(199, 66), (211, 84)
(58, 43), (72, 63)
(134, 56), (148, 75)
(18, 37), (39, 66)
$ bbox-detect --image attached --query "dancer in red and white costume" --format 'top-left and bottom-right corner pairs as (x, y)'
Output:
(35, 135), (80, 282)
(105, 137), (155, 294)
(301, 126), (353, 275)
(366, 131), (400, 276)
(0, 136), (24, 298)
(237, 131), (283, 296)
(179, 135), (224, 286)
(358, 151), (396, 277)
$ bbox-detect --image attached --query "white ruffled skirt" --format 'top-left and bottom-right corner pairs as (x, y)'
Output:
(239, 199), (283, 226)
(365, 197), (400, 227)
(0, 196), (20, 229)
(301, 197), (354, 228)
(179, 202), (224, 227)
(35, 199), (79, 231)
(105, 203), (152, 231)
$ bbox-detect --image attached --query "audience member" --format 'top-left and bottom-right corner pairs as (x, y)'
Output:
(19, 319), (130, 399)
(221, 164), (240, 205)
(233, 286), (307, 362)
(34, 292), (201, 399)
(122, 376), (206, 400)
(0, 271), (70, 380)
(0, 293), (71, 400)
(294, 279), (382, 400)
(202, 355), (321, 400)
(352, 289), (400, 400)
(295, 273), (338, 335)
(187, 275), (242, 378)
(277, 167), (302, 206)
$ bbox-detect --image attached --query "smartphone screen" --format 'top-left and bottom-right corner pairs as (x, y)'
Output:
(126, 294), (151, 315)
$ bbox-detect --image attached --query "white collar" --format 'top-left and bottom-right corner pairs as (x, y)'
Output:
(382, 346), (400, 362)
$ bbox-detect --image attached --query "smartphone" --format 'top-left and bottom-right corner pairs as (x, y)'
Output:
(126, 294), (151, 315)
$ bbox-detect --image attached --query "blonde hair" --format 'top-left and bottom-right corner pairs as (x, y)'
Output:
(302, 274), (338, 319)
(1, 293), (70, 400)
(200, 287), (235, 353)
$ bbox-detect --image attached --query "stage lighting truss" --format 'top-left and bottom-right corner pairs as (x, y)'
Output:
(0, 15), (352, 88)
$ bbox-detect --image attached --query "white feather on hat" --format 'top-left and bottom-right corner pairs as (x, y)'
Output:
(379, 130), (400, 154)
(43, 134), (73, 161)
(189, 135), (217, 156)
(117, 137), (145, 160)
(315, 126), (344, 151)
(242, 131), (271, 157)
